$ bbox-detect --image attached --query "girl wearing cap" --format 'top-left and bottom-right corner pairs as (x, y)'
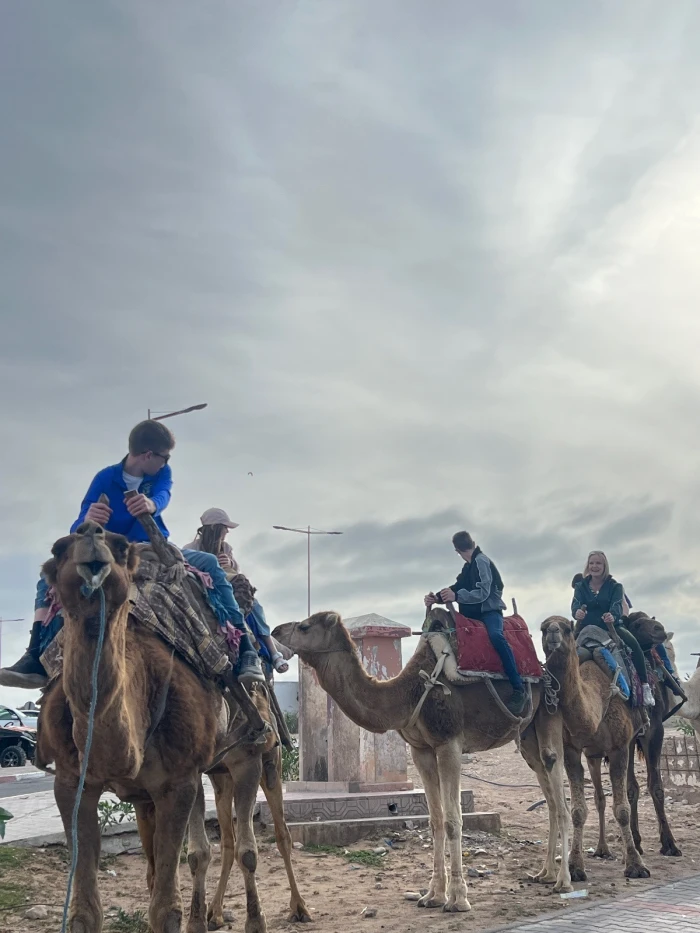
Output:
(185, 509), (290, 674)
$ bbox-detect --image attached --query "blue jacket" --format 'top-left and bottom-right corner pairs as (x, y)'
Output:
(70, 459), (172, 542)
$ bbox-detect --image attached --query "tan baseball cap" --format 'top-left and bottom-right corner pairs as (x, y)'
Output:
(200, 507), (239, 529)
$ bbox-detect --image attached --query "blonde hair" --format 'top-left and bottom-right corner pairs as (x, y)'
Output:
(584, 550), (610, 579)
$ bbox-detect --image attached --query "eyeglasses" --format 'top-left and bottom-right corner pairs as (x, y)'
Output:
(150, 450), (171, 464)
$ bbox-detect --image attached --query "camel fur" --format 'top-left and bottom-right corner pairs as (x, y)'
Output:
(35, 522), (268, 933)
(273, 608), (573, 912)
(540, 613), (680, 883)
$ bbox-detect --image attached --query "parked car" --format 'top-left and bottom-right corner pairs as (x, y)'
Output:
(0, 704), (37, 767)
(0, 704), (39, 730)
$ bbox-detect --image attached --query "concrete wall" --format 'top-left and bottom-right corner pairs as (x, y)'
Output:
(660, 734), (700, 794)
(274, 680), (298, 715)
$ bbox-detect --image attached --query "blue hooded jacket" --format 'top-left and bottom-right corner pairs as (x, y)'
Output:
(70, 459), (172, 542)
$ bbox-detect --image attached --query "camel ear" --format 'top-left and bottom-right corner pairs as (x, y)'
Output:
(127, 543), (139, 574)
(321, 611), (340, 628)
(665, 631), (674, 641)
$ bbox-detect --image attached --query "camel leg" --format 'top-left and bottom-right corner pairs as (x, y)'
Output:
(260, 747), (312, 923)
(410, 745), (448, 909)
(207, 772), (236, 931)
(626, 743), (643, 855)
(521, 715), (572, 892)
(186, 780), (212, 933)
(639, 719), (682, 857)
(134, 800), (157, 894)
(588, 757), (613, 859)
(436, 739), (470, 912)
(564, 746), (588, 883)
(231, 754), (267, 933)
(608, 748), (650, 878)
(55, 776), (104, 933)
(149, 780), (199, 933)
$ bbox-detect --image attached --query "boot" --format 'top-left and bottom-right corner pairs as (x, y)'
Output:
(0, 621), (48, 688)
(642, 683), (655, 707)
(506, 686), (526, 716)
(237, 651), (266, 684)
(666, 672), (687, 701)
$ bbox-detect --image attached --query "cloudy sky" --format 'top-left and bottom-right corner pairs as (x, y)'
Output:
(2, 1), (700, 708)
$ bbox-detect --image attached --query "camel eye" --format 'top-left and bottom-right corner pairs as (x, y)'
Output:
(299, 622), (310, 632)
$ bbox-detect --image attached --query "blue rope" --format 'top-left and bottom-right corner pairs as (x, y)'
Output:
(61, 586), (107, 933)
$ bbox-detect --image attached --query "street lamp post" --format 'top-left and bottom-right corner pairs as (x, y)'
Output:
(0, 618), (24, 670)
(147, 403), (208, 421)
(272, 525), (343, 617)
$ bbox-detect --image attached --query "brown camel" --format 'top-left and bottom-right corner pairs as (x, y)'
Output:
(184, 685), (311, 930)
(540, 614), (676, 881)
(36, 522), (266, 933)
(618, 613), (681, 859)
(273, 609), (573, 911)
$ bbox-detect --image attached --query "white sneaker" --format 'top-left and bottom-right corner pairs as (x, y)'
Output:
(642, 683), (655, 707)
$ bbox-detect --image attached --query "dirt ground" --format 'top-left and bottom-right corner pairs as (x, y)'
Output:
(2, 736), (699, 933)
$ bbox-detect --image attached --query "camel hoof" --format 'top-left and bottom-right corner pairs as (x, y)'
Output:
(660, 844), (682, 857)
(568, 867), (587, 883)
(592, 849), (614, 860)
(288, 909), (313, 923)
(443, 901), (471, 913)
(528, 872), (556, 885)
(554, 881), (573, 894)
(208, 920), (224, 931)
(417, 895), (447, 909)
(624, 864), (651, 879)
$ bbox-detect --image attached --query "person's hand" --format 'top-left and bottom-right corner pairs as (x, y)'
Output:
(218, 553), (234, 569)
(602, 612), (614, 625)
(85, 501), (112, 526)
(574, 609), (587, 621)
(424, 594), (436, 608)
(440, 588), (456, 602)
(125, 493), (155, 517)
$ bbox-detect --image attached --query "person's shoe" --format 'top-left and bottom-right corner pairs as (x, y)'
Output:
(506, 687), (527, 716)
(642, 683), (656, 707)
(668, 674), (687, 701)
(0, 650), (48, 689)
(237, 652), (266, 684)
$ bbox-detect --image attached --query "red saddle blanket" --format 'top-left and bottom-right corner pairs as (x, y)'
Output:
(455, 613), (543, 679)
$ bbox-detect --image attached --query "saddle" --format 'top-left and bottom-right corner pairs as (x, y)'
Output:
(575, 624), (638, 705)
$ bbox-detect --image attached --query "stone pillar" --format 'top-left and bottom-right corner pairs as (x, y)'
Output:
(328, 613), (412, 787)
(299, 660), (329, 782)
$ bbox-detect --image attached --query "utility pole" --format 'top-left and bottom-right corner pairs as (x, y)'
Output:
(272, 525), (343, 616)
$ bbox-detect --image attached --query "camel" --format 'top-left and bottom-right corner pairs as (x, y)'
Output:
(540, 613), (679, 882)
(36, 522), (267, 933)
(668, 643), (700, 741)
(272, 608), (573, 912)
(624, 613), (682, 860)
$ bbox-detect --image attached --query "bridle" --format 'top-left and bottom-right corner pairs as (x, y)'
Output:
(283, 620), (353, 656)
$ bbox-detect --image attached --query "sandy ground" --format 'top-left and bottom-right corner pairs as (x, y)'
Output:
(2, 736), (699, 933)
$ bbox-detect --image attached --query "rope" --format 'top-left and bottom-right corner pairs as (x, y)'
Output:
(61, 586), (107, 933)
(406, 647), (452, 730)
(542, 667), (561, 714)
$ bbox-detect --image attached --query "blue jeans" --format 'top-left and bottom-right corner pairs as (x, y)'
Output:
(246, 600), (272, 661)
(181, 549), (244, 629)
(654, 642), (676, 677)
(36, 576), (64, 656)
(481, 610), (523, 690)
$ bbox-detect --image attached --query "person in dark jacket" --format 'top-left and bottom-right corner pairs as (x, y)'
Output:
(425, 531), (526, 715)
(571, 551), (654, 706)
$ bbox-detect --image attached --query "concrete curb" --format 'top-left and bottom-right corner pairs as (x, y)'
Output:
(0, 770), (51, 785)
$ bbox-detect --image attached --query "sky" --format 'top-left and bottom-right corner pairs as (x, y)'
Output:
(2, 0), (700, 709)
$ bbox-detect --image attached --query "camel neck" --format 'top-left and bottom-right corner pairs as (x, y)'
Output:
(548, 645), (605, 738)
(304, 642), (414, 733)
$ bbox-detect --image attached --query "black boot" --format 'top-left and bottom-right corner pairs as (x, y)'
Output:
(0, 621), (48, 688)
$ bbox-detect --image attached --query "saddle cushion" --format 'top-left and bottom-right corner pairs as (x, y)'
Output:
(455, 613), (543, 679)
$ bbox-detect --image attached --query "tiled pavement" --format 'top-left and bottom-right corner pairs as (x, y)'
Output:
(494, 874), (700, 932)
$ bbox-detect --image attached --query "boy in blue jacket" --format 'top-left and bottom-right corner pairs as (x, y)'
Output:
(0, 419), (263, 688)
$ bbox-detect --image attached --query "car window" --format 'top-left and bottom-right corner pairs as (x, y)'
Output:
(0, 706), (21, 726)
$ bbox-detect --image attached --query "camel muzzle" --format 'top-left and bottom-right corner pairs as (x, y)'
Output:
(76, 559), (112, 592)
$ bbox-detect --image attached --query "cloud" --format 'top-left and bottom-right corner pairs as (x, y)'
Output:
(2, 0), (700, 710)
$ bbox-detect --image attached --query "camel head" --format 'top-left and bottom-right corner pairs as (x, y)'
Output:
(42, 522), (139, 621)
(272, 611), (349, 664)
(625, 611), (668, 651)
(540, 615), (575, 660)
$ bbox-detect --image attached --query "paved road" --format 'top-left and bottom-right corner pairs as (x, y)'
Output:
(0, 774), (54, 799)
(494, 873), (700, 932)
